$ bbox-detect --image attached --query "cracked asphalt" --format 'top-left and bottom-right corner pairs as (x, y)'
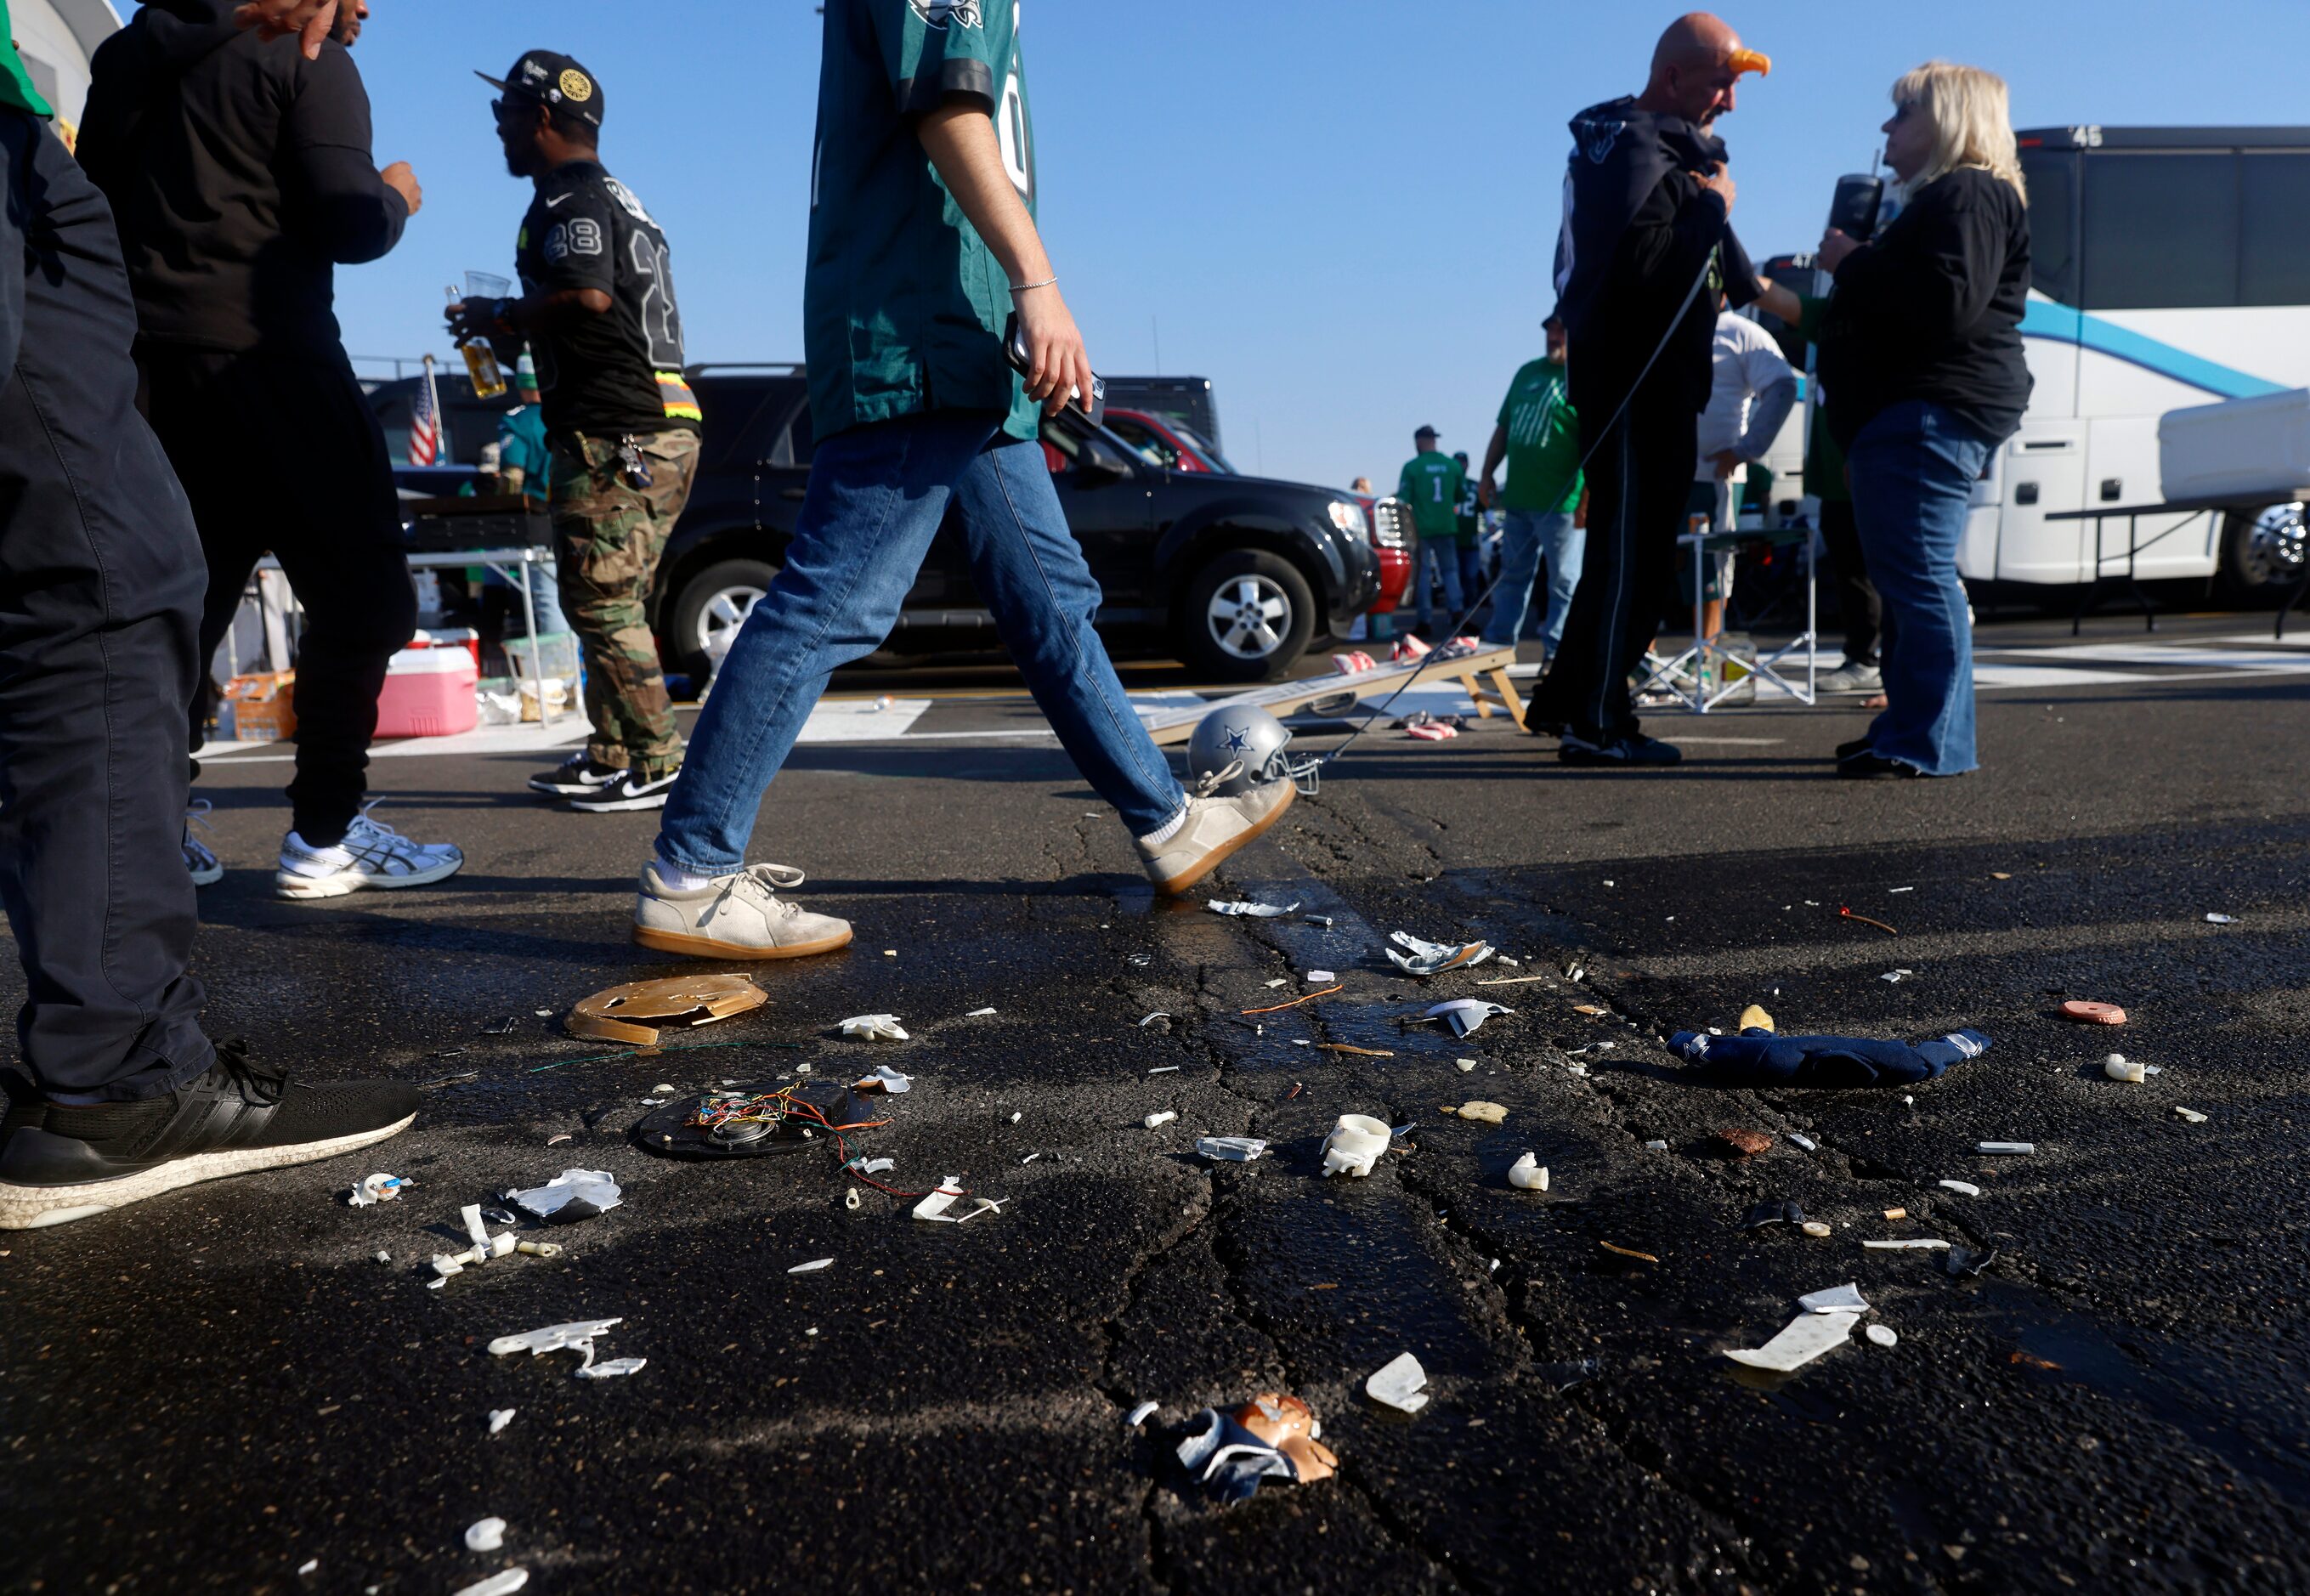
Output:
(3, 614), (2307, 1594)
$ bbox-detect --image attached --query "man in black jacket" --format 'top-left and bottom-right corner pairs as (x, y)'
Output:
(1529, 12), (1769, 766)
(79, 0), (463, 899)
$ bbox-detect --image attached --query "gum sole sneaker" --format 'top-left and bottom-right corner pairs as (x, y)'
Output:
(0, 1043), (419, 1231)
(1137, 778), (1296, 897)
(631, 862), (854, 960)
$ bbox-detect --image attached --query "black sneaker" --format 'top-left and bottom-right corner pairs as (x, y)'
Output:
(0, 1041), (419, 1230)
(1837, 751), (1922, 780)
(567, 767), (682, 813)
(1837, 736), (1875, 761)
(528, 752), (625, 797)
(1560, 733), (1683, 767)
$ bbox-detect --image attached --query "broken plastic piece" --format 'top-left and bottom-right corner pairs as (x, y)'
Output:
(566, 973), (766, 1046)
(1744, 1199), (1805, 1231)
(1126, 1400), (1160, 1428)
(853, 1064), (913, 1095)
(911, 1181), (967, 1221)
(839, 1013), (909, 1042)
(1863, 1237), (1950, 1250)
(1737, 1004), (1774, 1033)
(1801, 1220), (1832, 1237)
(488, 1317), (623, 1358)
(2058, 999), (2126, 1026)
(506, 1168), (622, 1225)
(651, 1083), (677, 1095)
(1883, 1207), (1908, 1220)
(450, 1571), (529, 1596)
(348, 1172), (407, 1208)
(1387, 931), (1494, 977)
(465, 1518), (507, 1554)
(1424, 999), (1513, 1039)
(1726, 1310), (1861, 1372)
(1320, 1115), (1391, 1179)
(1939, 1180), (1981, 1196)
(2173, 1106), (2207, 1123)
(1798, 1282), (1869, 1314)
(1175, 1396), (1338, 1503)
(1207, 898), (1299, 919)
(1307, 970), (1336, 983)
(1881, 969), (1912, 983)
(1643, 1139), (1668, 1151)
(1456, 1059), (1477, 1072)
(1196, 1136), (1269, 1163)
(843, 1186), (862, 1211)
(1787, 1132), (1818, 1151)
(1138, 1012), (1170, 1028)
(575, 1356), (647, 1379)
(488, 1409), (515, 1435)
(2205, 913), (2238, 925)
(2103, 1055), (2147, 1084)
(1945, 1244), (1997, 1277)
(1977, 1141), (2034, 1154)
(1447, 1101), (1507, 1125)
(788, 1258), (834, 1274)
(1508, 1152), (1549, 1191)
(966, 1006), (998, 1016)
(1144, 1110), (1178, 1129)
(1673, 1027), (1990, 1088)
(1866, 1323), (1899, 1348)
(1365, 1352), (1430, 1414)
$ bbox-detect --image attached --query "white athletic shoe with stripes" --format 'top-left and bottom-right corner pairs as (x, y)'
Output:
(275, 803), (464, 900)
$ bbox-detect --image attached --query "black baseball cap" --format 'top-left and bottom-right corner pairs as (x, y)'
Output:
(477, 51), (603, 129)
(1414, 425), (1440, 439)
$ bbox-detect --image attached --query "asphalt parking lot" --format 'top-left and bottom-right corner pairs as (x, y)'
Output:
(3, 611), (2306, 1594)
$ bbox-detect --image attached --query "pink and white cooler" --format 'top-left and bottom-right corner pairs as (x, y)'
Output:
(375, 641), (478, 738)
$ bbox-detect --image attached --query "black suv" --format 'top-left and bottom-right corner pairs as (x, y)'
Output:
(373, 365), (1383, 682)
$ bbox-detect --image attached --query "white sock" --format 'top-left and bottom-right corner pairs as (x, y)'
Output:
(1140, 806), (1188, 846)
(654, 852), (722, 891)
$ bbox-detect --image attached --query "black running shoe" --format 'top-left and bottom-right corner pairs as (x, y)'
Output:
(1560, 732), (1683, 767)
(528, 752), (625, 797)
(0, 1041), (418, 1230)
(1837, 751), (1922, 780)
(1837, 736), (1875, 761)
(567, 767), (682, 813)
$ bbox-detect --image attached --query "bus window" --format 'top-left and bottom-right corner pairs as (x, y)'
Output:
(2020, 150), (2077, 307)
(2081, 152), (2239, 310)
(2241, 153), (2310, 306)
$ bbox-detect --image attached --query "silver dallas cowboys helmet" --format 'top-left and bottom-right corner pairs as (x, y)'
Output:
(1187, 705), (1321, 798)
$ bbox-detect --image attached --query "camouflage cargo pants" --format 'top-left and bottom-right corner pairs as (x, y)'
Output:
(549, 428), (700, 778)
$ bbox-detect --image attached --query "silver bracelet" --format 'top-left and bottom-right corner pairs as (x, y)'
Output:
(1011, 274), (1058, 293)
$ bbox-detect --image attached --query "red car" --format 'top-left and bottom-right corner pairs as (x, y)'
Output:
(1104, 408), (1231, 474)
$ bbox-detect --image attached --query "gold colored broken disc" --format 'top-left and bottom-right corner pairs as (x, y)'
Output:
(567, 974), (768, 1046)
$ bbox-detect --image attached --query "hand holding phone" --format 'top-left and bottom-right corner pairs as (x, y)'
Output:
(1004, 310), (1106, 427)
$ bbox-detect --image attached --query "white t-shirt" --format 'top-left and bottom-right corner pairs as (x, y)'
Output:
(1695, 311), (1796, 480)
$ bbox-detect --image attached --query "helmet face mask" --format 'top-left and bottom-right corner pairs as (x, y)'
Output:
(1186, 705), (1321, 798)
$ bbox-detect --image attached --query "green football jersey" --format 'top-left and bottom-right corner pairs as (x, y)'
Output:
(806, 0), (1039, 445)
(1497, 358), (1582, 514)
(2, 0), (54, 118)
(1396, 450), (1466, 540)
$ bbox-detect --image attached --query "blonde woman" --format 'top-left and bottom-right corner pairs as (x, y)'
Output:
(1815, 62), (2031, 778)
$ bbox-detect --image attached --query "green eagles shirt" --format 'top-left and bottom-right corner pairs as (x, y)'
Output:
(1396, 450), (1466, 541)
(3, 1), (54, 118)
(1498, 358), (1582, 514)
(807, 0), (1039, 446)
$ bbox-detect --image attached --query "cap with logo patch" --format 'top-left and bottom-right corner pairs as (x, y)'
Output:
(476, 51), (604, 129)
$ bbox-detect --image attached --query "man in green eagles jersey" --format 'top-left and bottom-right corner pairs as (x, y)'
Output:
(1396, 425), (1467, 637)
(1479, 317), (1587, 656)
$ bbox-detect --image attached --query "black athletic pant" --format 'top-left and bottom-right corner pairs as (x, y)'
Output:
(138, 342), (415, 847)
(1530, 376), (1699, 745)
(0, 113), (215, 1101)
(1816, 496), (1881, 667)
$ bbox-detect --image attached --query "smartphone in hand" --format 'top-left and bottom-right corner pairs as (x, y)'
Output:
(1003, 313), (1107, 427)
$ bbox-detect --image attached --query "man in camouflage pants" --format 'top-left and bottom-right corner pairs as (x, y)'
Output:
(450, 50), (703, 812)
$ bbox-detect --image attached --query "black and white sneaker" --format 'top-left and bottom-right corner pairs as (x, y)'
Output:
(1560, 732), (1683, 767)
(1837, 751), (1922, 780)
(529, 752), (626, 797)
(0, 1040), (419, 1230)
(567, 767), (682, 814)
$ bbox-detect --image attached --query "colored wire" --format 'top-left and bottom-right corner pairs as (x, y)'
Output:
(1242, 984), (1342, 1015)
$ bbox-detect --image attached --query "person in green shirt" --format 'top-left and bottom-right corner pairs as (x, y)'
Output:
(629, 0), (1299, 965)
(1396, 425), (1468, 637)
(1477, 317), (1587, 655)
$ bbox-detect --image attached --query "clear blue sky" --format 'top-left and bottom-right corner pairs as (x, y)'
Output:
(336, 0), (2309, 490)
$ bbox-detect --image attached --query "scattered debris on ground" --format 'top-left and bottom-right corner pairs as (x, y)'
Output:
(1242, 986), (1339, 1014)
(1175, 1394), (1338, 1503)
(2058, 1000), (2126, 1026)
(1320, 1115), (1390, 1178)
(347, 1172), (408, 1208)
(2173, 1106), (2208, 1123)
(1386, 930), (1494, 976)
(506, 1169), (621, 1224)
(1365, 1352), (1430, 1413)
(1727, 1308), (1861, 1372)
(912, 1180), (1005, 1223)
(1977, 1141), (2034, 1155)
(852, 1065), (913, 1094)
(1745, 1199), (1805, 1230)
(1444, 1101), (1508, 1125)
(1145, 1111), (1178, 1129)
(1197, 1136), (1269, 1163)
(839, 1013), (909, 1042)
(567, 974), (766, 1045)
(1508, 1152), (1549, 1191)
(465, 1518), (507, 1554)
(487, 1409), (515, 1435)
(1126, 1401), (1160, 1428)
(1208, 899), (1299, 919)
(638, 1081), (882, 1163)
(1673, 1027), (1990, 1087)
(1939, 1180), (1981, 1197)
(487, 1318), (640, 1379)
(1714, 1128), (1773, 1157)
(1424, 999), (1513, 1038)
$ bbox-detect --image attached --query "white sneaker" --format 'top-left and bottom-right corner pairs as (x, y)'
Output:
(631, 861), (853, 960)
(1135, 771), (1297, 896)
(1816, 661), (1883, 695)
(276, 803), (464, 900)
(183, 800), (223, 887)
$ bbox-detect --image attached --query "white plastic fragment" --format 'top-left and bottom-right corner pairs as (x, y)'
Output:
(1009, 1111), (1022, 1123)
(1264, 978), (1288, 989)
(506, 1169), (622, 1223)
(1125, 1400), (1160, 1428)
(2103, 1055), (2147, 1083)
(348, 1172), (408, 1208)
(374, 1250), (391, 1265)
(912, 1181), (967, 1222)
(1196, 1136), (1269, 1163)
(1866, 1324), (1900, 1348)
(1138, 1012), (1170, 1027)
(858, 1065), (913, 1095)
(1977, 1141), (2034, 1154)
(2205, 913), (2237, 924)
(465, 1518), (507, 1554)
(1365, 1351), (1430, 1414)
(461, 1204), (492, 1249)
(487, 1409), (515, 1435)
(1424, 999), (1514, 1039)
(1147, 1065), (1180, 1074)
(1144, 1111), (1178, 1129)
(488, 1318), (623, 1358)
(1387, 930), (1494, 976)
(1320, 1115), (1391, 1179)
(1725, 1310), (1861, 1372)
(651, 1083), (677, 1095)
(1507, 1152), (1550, 1191)
(1456, 1059), (1477, 1072)
(1939, 1180), (1982, 1197)
(845, 1187), (861, 1210)
(788, 1258), (834, 1274)
(1308, 971), (1336, 983)
(850, 1157), (896, 1175)
(1881, 969), (1912, 983)
(1787, 1133), (1818, 1152)
(575, 1356), (647, 1379)
(1207, 899), (1299, 918)
(966, 1006), (999, 1016)
(1863, 1238), (1950, 1250)
(1797, 1282), (1869, 1314)
(450, 1571), (529, 1596)
(2174, 1106), (2208, 1123)
(840, 1013), (909, 1041)
(1643, 1140), (1668, 1151)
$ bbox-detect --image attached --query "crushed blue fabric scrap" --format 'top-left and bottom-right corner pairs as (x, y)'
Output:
(1668, 1027), (1990, 1088)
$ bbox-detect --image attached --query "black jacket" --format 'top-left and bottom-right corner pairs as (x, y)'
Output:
(77, 0), (405, 356)
(1818, 167), (2032, 452)
(1553, 96), (1759, 415)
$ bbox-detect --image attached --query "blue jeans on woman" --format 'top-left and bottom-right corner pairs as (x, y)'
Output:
(1847, 400), (1996, 776)
(657, 410), (1186, 870)
(1481, 508), (1582, 652)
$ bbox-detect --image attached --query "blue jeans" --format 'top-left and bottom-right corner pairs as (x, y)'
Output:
(1847, 400), (1995, 776)
(657, 410), (1186, 869)
(1481, 508), (1581, 651)
(1417, 540), (1475, 635)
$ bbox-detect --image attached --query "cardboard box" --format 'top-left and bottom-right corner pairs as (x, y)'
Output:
(220, 671), (297, 743)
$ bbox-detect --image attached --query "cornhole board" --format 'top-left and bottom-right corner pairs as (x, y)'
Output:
(1140, 646), (1524, 746)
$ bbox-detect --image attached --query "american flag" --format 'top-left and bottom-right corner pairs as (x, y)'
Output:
(409, 354), (442, 466)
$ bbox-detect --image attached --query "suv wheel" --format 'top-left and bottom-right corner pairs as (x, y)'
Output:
(1179, 550), (1315, 682)
(667, 557), (776, 681)
(2217, 504), (2308, 605)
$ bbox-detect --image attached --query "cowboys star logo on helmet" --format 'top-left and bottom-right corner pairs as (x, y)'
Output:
(909, 0), (985, 28)
(1221, 726), (1253, 753)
